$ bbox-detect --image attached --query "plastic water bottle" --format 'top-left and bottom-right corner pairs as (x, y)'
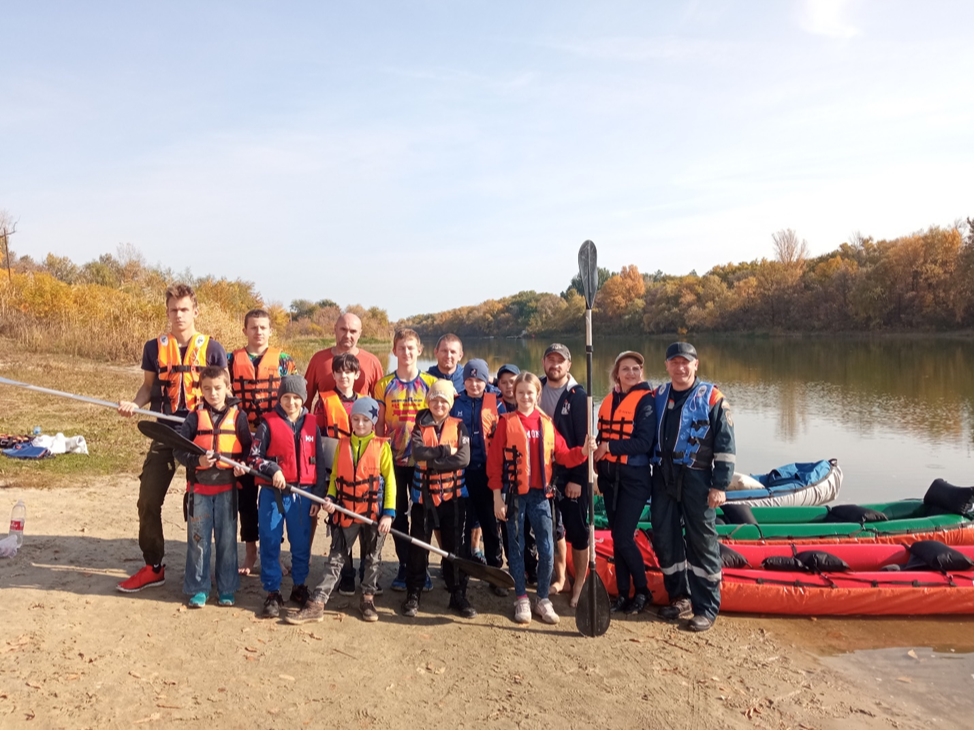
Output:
(32, 426), (41, 437)
(9, 500), (25, 547)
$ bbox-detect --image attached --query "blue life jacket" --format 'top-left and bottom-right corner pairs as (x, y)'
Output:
(652, 381), (715, 469)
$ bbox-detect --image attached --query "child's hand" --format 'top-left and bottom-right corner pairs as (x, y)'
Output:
(493, 493), (507, 522)
(378, 516), (392, 535)
(309, 504), (320, 518)
(232, 464), (248, 477)
(449, 445), (458, 456)
(323, 498), (337, 515)
(271, 471), (286, 490)
(582, 435), (598, 456)
(199, 450), (217, 469)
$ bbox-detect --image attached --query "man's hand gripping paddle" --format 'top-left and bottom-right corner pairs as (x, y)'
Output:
(575, 240), (611, 638)
(137, 420), (515, 590)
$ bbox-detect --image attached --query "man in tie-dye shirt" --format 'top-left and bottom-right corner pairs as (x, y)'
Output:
(374, 328), (439, 591)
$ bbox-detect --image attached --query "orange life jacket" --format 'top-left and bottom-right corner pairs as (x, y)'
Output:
(156, 332), (210, 413)
(597, 389), (646, 465)
(480, 392), (500, 447)
(254, 411), (318, 487)
(412, 417), (465, 505)
(230, 347), (282, 429)
(500, 411), (556, 496)
(314, 391), (357, 439)
(192, 406), (244, 483)
(332, 437), (386, 527)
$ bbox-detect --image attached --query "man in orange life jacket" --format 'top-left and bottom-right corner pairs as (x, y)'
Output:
(116, 283), (228, 594)
(227, 308), (297, 576)
(651, 342), (736, 633)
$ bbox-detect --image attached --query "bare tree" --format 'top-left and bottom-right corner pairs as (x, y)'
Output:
(772, 228), (809, 264)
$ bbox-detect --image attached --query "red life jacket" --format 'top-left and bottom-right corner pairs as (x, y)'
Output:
(597, 389), (646, 465)
(332, 437), (386, 527)
(255, 411), (317, 486)
(230, 347), (282, 429)
(412, 417), (464, 505)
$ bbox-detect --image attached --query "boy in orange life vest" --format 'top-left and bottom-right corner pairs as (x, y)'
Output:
(228, 308), (297, 576)
(174, 366), (253, 608)
(287, 397), (396, 624)
(488, 372), (596, 625)
(249, 375), (327, 619)
(402, 380), (473, 619)
(116, 282), (228, 594)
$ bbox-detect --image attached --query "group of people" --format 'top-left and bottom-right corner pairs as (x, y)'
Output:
(115, 283), (735, 632)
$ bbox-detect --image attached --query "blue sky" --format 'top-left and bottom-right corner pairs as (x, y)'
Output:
(3, 1), (972, 318)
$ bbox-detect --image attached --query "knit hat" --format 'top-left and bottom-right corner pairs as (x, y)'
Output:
(665, 342), (698, 362)
(277, 375), (307, 402)
(497, 363), (521, 378)
(462, 359), (491, 384)
(350, 397), (380, 424)
(543, 343), (571, 361)
(427, 379), (456, 407)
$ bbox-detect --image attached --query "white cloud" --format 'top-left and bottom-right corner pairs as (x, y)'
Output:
(800, 0), (860, 39)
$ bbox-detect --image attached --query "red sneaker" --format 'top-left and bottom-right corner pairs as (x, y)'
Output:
(117, 564), (165, 593)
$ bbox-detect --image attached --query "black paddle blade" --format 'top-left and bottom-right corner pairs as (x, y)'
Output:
(578, 240), (599, 309)
(575, 570), (611, 637)
(448, 556), (516, 589)
(138, 419), (202, 454)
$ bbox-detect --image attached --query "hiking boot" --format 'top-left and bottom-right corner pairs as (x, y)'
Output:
(449, 592), (477, 619)
(286, 600), (325, 625)
(262, 591), (284, 618)
(491, 584), (510, 597)
(391, 564), (407, 592)
(360, 597), (379, 623)
(289, 583), (310, 607)
(188, 592), (207, 609)
(659, 597), (693, 621)
(513, 597), (532, 624)
(688, 614), (715, 632)
(610, 596), (630, 613)
(338, 574), (356, 597)
(533, 597), (560, 625)
(117, 564), (165, 593)
(626, 592), (651, 615)
(218, 593), (235, 607)
(401, 592), (420, 617)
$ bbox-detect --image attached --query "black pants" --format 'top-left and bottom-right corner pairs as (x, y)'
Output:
(237, 473), (259, 543)
(555, 487), (590, 551)
(407, 498), (468, 594)
(392, 465), (415, 566)
(463, 467), (504, 568)
(599, 464), (651, 597)
(137, 440), (177, 566)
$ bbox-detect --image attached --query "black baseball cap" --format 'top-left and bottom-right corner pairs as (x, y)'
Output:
(665, 342), (698, 362)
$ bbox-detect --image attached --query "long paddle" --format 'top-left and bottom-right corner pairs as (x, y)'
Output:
(0, 375), (184, 423)
(575, 240), (611, 638)
(137, 420), (515, 590)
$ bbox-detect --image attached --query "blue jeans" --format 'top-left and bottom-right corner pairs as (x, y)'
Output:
(184, 490), (240, 597)
(505, 489), (554, 599)
(258, 487), (312, 593)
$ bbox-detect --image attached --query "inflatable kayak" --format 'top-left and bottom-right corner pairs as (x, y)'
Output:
(578, 531), (974, 615)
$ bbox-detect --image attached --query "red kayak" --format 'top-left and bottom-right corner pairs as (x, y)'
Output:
(569, 530), (974, 616)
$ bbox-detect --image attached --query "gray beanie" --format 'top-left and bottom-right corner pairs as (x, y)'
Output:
(351, 397), (380, 425)
(277, 375), (307, 402)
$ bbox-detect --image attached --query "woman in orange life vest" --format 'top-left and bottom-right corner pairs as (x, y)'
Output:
(592, 351), (657, 615)
(488, 372), (596, 626)
(403, 379), (473, 619)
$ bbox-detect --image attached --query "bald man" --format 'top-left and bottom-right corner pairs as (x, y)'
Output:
(305, 313), (386, 405)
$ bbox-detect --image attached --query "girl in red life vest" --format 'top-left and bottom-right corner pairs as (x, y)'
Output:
(488, 372), (596, 626)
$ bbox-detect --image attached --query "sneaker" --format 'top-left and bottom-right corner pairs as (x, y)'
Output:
(262, 591), (284, 619)
(338, 574), (356, 597)
(117, 564), (165, 593)
(659, 597), (693, 621)
(401, 592), (420, 617)
(626, 592), (650, 615)
(448, 592), (477, 619)
(360, 597), (379, 623)
(423, 571), (433, 592)
(391, 564), (407, 592)
(533, 597), (560, 625)
(286, 600), (325, 625)
(610, 596), (630, 613)
(218, 593), (235, 607)
(491, 584), (510, 598)
(513, 597), (532, 624)
(688, 614), (715, 632)
(289, 583), (310, 607)
(471, 550), (487, 566)
(188, 592), (207, 608)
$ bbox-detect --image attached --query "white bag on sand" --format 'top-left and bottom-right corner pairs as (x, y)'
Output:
(30, 433), (88, 455)
(0, 534), (19, 558)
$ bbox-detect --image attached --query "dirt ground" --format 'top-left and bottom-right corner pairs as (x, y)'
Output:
(0, 480), (934, 730)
